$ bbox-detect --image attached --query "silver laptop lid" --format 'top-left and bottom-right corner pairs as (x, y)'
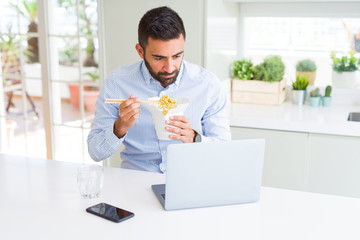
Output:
(165, 139), (265, 210)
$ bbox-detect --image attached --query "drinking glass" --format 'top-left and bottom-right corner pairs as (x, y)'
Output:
(77, 164), (104, 199)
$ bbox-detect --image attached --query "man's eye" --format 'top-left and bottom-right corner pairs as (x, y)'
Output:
(155, 57), (163, 61)
(174, 55), (181, 59)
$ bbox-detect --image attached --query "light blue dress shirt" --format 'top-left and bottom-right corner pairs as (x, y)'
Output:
(88, 60), (231, 173)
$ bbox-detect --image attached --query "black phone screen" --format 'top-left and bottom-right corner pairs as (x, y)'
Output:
(86, 203), (135, 223)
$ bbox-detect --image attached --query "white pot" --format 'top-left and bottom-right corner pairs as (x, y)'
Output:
(292, 90), (307, 105)
(331, 71), (360, 89)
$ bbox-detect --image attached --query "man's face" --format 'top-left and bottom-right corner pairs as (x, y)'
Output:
(136, 35), (185, 88)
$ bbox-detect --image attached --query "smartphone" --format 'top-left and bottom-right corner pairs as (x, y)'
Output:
(86, 202), (135, 223)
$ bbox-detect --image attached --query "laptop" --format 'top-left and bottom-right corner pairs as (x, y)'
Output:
(152, 139), (265, 211)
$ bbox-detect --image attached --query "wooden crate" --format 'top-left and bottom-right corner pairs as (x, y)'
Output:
(231, 79), (286, 105)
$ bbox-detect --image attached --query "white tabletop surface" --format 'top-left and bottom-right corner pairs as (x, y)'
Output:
(230, 102), (360, 137)
(1, 154), (360, 240)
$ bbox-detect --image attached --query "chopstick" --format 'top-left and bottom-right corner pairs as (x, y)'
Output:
(104, 98), (159, 104)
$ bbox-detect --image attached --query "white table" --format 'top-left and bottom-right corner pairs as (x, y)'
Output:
(1, 154), (360, 240)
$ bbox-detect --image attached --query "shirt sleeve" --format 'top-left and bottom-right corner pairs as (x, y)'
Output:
(200, 77), (232, 142)
(87, 73), (124, 161)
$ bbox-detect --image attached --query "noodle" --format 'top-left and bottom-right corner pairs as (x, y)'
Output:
(158, 95), (177, 116)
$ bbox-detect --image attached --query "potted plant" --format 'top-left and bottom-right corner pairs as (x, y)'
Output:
(292, 75), (309, 105)
(309, 88), (320, 107)
(67, 70), (99, 112)
(231, 59), (254, 80)
(296, 59), (316, 86)
(322, 85), (332, 107)
(231, 56), (286, 105)
(83, 70), (100, 112)
(253, 55), (285, 83)
(331, 51), (360, 88)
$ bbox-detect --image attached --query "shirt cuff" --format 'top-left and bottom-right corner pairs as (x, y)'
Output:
(200, 135), (211, 142)
(105, 122), (124, 148)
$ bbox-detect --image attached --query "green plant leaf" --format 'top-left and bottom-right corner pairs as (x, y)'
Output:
(231, 59), (254, 80)
(331, 51), (360, 72)
(253, 55), (285, 82)
(296, 59), (316, 72)
(292, 75), (309, 90)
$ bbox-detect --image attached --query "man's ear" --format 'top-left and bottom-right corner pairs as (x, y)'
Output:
(135, 43), (144, 59)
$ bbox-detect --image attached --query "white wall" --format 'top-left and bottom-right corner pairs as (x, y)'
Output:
(102, 0), (205, 76)
(205, 0), (239, 81)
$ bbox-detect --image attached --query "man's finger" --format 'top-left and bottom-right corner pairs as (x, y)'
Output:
(129, 95), (140, 102)
(169, 115), (188, 123)
(165, 126), (183, 135)
(166, 120), (191, 130)
(169, 133), (192, 143)
(169, 134), (182, 141)
(120, 104), (140, 120)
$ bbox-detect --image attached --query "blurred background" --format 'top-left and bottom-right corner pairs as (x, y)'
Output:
(0, 0), (359, 165)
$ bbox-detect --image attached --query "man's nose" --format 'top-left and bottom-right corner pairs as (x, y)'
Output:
(163, 58), (175, 73)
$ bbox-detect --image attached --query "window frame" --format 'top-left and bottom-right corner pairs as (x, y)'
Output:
(0, 0), (105, 162)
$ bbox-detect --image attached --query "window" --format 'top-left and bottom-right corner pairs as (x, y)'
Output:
(48, 0), (100, 164)
(243, 17), (360, 87)
(0, 0), (45, 158)
(219, 2), (360, 88)
(0, 0), (102, 164)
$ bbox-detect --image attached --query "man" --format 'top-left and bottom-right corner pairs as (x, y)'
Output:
(88, 6), (231, 173)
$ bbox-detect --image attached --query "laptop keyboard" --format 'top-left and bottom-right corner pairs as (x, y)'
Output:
(161, 194), (166, 200)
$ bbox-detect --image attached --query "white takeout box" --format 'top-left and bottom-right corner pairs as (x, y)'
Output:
(145, 97), (189, 140)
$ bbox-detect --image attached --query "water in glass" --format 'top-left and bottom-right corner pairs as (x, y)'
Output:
(77, 164), (104, 199)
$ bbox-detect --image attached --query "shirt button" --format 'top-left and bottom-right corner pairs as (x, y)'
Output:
(162, 150), (166, 155)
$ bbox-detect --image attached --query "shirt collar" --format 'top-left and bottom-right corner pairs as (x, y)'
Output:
(174, 61), (184, 87)
(141, 61), (152, 85)
(141, 60), (185, 87)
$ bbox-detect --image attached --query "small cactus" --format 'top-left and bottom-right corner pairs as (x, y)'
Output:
(310, 88), (320, 97)
(325, 85), (332, 97)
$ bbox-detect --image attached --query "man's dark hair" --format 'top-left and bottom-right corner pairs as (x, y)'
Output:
(138, 6), (186, 49)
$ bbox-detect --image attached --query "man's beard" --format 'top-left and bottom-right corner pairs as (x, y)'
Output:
(144, 57), (180, 88)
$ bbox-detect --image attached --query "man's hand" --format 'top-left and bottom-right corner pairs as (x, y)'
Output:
(165, 115), (196, 143)
(113, 95), (140, 138)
